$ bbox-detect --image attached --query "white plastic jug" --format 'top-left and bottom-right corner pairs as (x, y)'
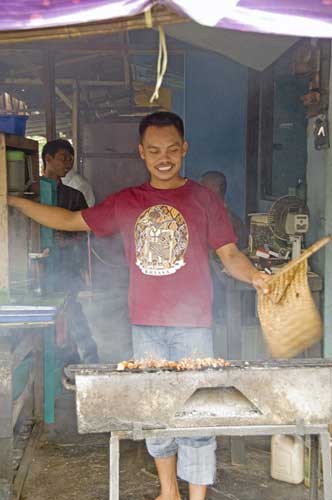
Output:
(6, 150), (33, 193)
(271, 435), (304, 484)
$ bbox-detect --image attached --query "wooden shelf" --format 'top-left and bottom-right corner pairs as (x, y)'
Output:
(0, 133), (39, 290)
(5, 134), (39, 153)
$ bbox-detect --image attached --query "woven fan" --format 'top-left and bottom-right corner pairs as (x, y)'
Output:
(257, 236), (331, 358)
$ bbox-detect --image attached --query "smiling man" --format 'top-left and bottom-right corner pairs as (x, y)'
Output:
(8, 112), (269, 500)
(138, 117), (188, 189)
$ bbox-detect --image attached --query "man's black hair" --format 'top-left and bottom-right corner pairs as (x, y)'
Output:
(42, 139), (75, 167)
(139, 111), (184, 141)
(201, 170), (227, 198)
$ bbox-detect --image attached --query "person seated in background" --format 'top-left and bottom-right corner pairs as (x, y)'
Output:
(62, 152), (95, 207)
(200, 170), (248, 249)
(38, 139), (99, 365)
(200, 171), (249, 339)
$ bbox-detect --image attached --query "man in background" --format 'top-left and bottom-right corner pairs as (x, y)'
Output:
(40, 139), (99, 364)
(200, 170), (248, 249)
(200, 171), (249, 349)
(62, 150), (95, 207)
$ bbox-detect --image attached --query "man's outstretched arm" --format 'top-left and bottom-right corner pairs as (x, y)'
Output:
(216, 242), (270, 294)
(8, 195), (89, 232)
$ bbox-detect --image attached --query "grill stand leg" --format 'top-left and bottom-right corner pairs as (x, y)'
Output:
(309, 435), (319, 500)
(109, 433), (120, 500)
(320, 431), (332, 500)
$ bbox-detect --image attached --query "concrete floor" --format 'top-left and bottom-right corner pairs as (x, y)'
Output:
(20, 391), (320, 500)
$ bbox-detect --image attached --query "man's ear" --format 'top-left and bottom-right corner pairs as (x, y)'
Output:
(44, 153), (53, 165)
(138, 144), (145, 160)
(182, 141), (189, 158)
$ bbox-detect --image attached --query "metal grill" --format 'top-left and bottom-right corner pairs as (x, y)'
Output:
(69, 359), (332, 500)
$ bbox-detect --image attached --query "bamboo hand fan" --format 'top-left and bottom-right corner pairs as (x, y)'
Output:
(257, 236), (331, 358)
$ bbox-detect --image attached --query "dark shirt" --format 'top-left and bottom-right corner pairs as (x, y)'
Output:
(54, 181), (88, 291)
(57, 182), (88, 212)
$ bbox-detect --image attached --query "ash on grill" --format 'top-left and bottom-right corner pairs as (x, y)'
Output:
(117, 357), (230, 371)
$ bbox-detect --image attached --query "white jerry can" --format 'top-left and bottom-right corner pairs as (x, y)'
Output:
(271, 435), (304, 484)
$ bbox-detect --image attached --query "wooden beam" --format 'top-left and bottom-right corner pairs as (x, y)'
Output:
(0, 78), (125, 87)
(0, 6), (187, 45)
(12, 422), (43, 500)
(123, 32), (131, 89)
(12, 369), (34, 427)
(55, 86), (72, 110)
(10, 52), (73, 111)
(42, 50), (56, 141)
(5, 135), (41, 153)
(0, 133), (9, 290)
(0, 47), (185, 55)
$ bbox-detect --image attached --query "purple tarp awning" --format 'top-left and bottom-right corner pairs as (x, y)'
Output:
(0, 0), (332, 37)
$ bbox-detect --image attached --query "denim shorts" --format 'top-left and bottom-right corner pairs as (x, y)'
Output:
(132, 325), (216, 485)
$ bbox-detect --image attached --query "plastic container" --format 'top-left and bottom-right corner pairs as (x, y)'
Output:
(271, 435), (304, 484)
(0, 114), (28, 136)
(6, 150), (26, 192)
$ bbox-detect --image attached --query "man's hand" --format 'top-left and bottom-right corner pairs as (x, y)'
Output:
(252, 270), (270, 295)
(216, 243), (271, 294)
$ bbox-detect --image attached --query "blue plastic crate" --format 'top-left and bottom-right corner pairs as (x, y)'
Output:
(0, 115), (28, 136)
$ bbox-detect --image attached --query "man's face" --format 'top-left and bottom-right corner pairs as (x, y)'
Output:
(65, 154), (74, 174)
(138, 125), (188, 188)
(45, 148), (72, 178)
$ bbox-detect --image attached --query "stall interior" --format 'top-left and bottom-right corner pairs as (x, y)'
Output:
(0, 28), (328, 363)
(0, 16), (330, 500)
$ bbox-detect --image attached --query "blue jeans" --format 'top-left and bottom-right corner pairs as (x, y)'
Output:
(132, 325), (216, 485)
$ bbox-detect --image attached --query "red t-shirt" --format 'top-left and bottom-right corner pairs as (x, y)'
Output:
(82, 180), (236, 327)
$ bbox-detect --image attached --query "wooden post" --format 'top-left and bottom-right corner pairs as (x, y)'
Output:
(245, 69), (260, 218)
(42, 50), (56, 141)
(259, 64), (274, 197)
(71, 81), (79, 171)
(109, 434), (120, 500)
(0, 334), (13, 500)
(0, 133), (9, 290)
(309, 435), (319, 500)
(323, 49), (332, 358)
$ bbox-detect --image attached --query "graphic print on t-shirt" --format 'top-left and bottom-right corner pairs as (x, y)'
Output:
(135, 205), (189, 276)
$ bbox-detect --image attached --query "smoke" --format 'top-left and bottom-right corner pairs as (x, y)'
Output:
(85, 234), (133, 363)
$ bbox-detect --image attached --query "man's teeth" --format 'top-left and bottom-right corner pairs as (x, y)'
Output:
(157, 165), (172, 171)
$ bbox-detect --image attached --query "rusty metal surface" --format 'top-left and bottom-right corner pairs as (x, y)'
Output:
(73, 360), (332, 434)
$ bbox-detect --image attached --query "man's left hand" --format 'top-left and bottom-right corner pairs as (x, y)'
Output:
(252, 270), (270, 295)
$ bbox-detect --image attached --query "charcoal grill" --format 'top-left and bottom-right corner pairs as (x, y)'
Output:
(68, 359), (332, 500)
